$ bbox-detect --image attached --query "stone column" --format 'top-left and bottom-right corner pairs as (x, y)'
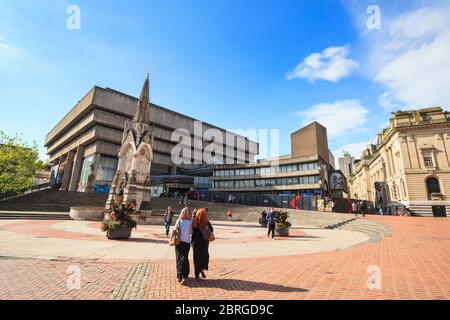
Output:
(60, 150), (75, 191)
(69, 145), (85, 192)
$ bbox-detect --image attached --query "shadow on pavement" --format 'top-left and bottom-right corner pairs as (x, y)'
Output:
(186, 278), (309, 293)
(114, 237), (168, 244)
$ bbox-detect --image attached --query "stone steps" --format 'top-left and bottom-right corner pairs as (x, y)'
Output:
(0, 211), (71, 220)
(0, 189), (108, 212)
(337, 219), (391, 243)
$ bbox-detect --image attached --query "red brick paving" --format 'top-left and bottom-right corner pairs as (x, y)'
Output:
(163, 215), (447, 300)
(0, 216), (449, 299)
(0, 257), (130, 300)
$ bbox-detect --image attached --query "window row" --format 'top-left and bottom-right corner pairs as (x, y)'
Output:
(214, 175), (320, 188)
(214, 162), (319, 177)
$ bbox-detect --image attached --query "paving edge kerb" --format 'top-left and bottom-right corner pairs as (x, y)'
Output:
(109, 262), (151, 300)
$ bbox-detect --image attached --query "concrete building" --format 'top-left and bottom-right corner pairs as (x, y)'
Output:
(45, 80), (258, 193)
(347, 107), (450, 217)
(209, 122), (335, 210)
(338, 151), (355, 178)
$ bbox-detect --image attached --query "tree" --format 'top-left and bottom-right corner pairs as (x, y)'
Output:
(0, 131), (46, 193)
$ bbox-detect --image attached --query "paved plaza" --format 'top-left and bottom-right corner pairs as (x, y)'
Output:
(0, 215), (449, 300)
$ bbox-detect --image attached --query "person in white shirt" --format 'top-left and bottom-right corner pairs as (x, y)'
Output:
(174, 207), (193, 285)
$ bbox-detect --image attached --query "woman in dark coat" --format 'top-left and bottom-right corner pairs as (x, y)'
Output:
(192, 208), (213, 280)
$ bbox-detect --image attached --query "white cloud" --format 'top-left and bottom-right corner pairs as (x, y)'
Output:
(369, 6), (450, 108)
(294, 99), (369, 139)
(287, 45), (359, 82)
(0, 34), (19, 57)
(0, 42), (19, 56)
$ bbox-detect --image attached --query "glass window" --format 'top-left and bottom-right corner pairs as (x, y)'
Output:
(78, 155), (93, 189)
(97, 156), (118, 182)
(423, 152), (434, 167)
(255, 168), (260, 175)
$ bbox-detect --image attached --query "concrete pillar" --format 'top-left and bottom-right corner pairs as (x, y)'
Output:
(69, 145), (85, 192)
(60, 150), (75, 191)
(170, 165), (177, 175)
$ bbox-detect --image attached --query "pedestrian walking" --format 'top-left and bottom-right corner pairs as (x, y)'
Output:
(192, 208), (214, 280)
(361, 201), (367, 217)
(352, 201), (358, 217)
(266, 208), (276, 240)
(227, 208), (232, 221)
(378, 206), (383, 215)
(164, 206), (174, 236)
(174, 207), (193, 285)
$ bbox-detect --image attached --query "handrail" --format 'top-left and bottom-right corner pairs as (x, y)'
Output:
(0, 182), (51, 201)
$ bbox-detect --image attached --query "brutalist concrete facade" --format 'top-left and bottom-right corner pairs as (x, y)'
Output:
(45, 86), (258, 192)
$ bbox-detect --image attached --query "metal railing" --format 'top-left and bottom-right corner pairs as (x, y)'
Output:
(0, 182), (51, 201)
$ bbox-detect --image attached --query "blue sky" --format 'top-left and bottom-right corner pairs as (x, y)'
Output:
(1, 0), (449, 165)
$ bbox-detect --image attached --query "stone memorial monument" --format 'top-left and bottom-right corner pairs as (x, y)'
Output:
(105, 74), (154, 214)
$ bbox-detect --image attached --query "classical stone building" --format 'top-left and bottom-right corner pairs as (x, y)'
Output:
(347, 107), (450, 217)
(45, 78), (258, 193)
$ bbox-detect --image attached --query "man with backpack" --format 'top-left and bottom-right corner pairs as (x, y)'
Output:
(266, 208), (276, 240)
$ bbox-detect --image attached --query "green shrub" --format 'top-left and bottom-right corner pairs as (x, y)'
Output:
(274, 210), (291, 231)
(101, 202), (137, 232)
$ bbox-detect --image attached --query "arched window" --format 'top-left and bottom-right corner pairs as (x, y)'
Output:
(426, 176), (441, 199)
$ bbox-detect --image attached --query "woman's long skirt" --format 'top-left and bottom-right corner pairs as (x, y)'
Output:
(192, 231), (209, 277)
(175, 241), (191, 279)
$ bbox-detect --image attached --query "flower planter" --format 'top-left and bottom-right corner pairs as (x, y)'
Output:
(107, 226), (132, 240)
(275, 227), (290, 237)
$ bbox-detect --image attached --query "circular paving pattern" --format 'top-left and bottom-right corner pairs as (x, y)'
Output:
(0, 219), (370, 261)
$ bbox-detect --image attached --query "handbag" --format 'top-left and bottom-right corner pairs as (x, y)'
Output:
(169, 221), (181, 246)
(202, 225), (215, 242)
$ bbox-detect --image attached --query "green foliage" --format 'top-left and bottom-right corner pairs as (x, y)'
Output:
(0, 131), (46, 193)
(101, 202), (137, 232)
(274, 210), (291, 231)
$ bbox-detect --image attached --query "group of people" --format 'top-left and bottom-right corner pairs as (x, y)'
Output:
(351, 200), (367, 217)
(163, 206), (214, 285)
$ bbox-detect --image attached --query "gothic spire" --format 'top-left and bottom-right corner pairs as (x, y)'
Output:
(133, 73), (150, 124)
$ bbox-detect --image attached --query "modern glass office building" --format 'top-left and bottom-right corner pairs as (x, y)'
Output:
(209, 122), (335, 210)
